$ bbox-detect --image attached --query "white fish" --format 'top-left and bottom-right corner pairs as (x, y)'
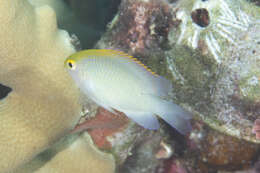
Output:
(65, 49), (192, 134)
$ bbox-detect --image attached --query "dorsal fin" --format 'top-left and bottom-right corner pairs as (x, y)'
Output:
(98, 49), (158, 76)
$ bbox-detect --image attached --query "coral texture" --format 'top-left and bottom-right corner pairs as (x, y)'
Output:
(166, 0), (260, 143)
(0, 0), (83, 172)
(16, 133), (115, 173)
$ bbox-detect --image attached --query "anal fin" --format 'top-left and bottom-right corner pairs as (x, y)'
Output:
(123, 110), (160, 130)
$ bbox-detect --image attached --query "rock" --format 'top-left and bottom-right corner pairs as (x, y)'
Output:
(199, 130), (259, 171)
(252, 119), (260, 140)
(97, 0), (260, 143)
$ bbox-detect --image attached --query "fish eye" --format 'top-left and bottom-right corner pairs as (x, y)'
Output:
(67, 59), (76, 70)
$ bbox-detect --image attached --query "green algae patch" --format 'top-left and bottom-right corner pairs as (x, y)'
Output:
(166, 46), (218, 114)
(238, 74), (260, 102)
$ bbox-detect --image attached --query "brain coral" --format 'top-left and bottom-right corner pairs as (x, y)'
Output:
(0, 0), (83, 172)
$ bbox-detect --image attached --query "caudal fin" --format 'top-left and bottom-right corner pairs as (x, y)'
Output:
(152, 97), (192, 135)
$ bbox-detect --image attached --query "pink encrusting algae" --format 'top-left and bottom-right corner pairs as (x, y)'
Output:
(72, 107), (129, 149)
(252, 119), (260, 140)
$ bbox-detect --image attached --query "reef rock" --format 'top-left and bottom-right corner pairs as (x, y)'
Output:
(92, 0), (260, 171)
(96, 0), (260, 144)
